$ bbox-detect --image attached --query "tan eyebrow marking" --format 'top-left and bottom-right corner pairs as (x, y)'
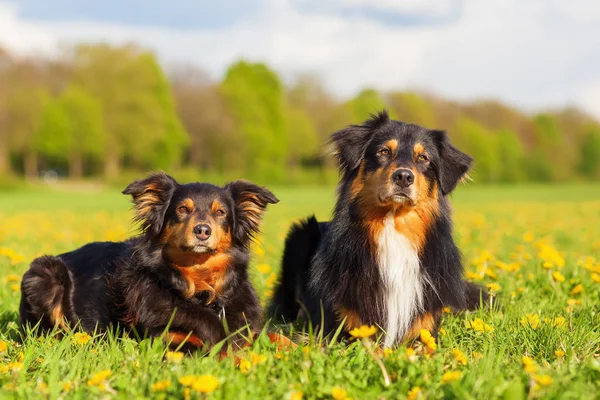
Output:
(413, 143), (425, 155)
(385, 139), (398, 154)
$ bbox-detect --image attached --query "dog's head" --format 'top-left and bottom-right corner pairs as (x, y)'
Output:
(331, 111), (472, 209)
(123, 173), (278, 264)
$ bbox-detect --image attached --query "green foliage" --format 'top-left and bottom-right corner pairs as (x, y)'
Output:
(390, 92), (435, 127)
(346, 89), (393, 124)
(285, 106), (320, 166)
(72, 44), (188, 173)
(221, 61), (287, 180)
(496, 130), (525, 182)
(578, 126), (600, 179)
(454, 118), (500, 182)
(1, 45), (599, 183)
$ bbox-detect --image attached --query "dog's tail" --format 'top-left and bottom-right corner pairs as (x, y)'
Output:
(463, 281), (489, 310)
(19, 255), (75, 332)
(267, 216), (322, 322)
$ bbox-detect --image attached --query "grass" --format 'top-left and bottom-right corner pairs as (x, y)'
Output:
(1, 182), (600, 399)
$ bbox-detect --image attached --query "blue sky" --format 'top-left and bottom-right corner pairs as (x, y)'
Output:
(1, 0), (599, 119)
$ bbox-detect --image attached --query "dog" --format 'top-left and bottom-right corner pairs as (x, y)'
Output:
(20, 172), (278, 351)
(269, 111), (487, 347)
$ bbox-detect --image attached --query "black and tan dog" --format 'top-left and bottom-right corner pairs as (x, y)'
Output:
(269, 111), (486, 347)
(20, 172), (278, 351)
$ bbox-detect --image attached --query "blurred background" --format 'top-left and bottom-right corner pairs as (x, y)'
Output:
(0, 0), (599, 187)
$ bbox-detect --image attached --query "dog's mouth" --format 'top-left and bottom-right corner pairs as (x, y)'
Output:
(180, 244), (217, 254)
(379, 191), (415, 206)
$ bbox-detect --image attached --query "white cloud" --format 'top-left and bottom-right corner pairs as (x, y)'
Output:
(0, 0), (599, 121)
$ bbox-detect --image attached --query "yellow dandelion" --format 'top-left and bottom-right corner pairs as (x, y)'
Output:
(523, 232), (534, 242)
(0, 341), (7, 353)
(383, 347), (393, 359)
(265, 273), (278, 288)
(419, 329), (437, 351)
(87, 370), (112, 386)
(442, 306), (452, 313)
(62, 381), (73, 392)
(249, 352), (267, 365)
(542, 261), (554, 269)
(72, 332), (92, 346)
(331, 386), (347, 400)
(453, 348), (467, 365)
(38, 381), (48, 394)
(441, 371), (461, 384)
(256, 263), (271, 274)
(471, 351), (483, 360)
(179, 375), (197, 387)
(151, 380), (172, 392)
(567, 298), (582, 306)
(10, 284), (20, 292)
(591, 273), (600, 283)
(487, 283), (501, 293)
(349, 325), (377, 338)
(465, 318), (494, 332)
(238, 358), (251, 374)
(549, 316), (566, 328)
(570, 284), (583, 295)
(192, 375), (219, 393)
(522, 356), (536, 373)
(439, 328), (447, 336)
(4, 274), (21, 282)
(520, 313), (540, 329)
(7, 362), (23, 372)
(554, 350), (565, 358)
(165, 351), (184, 363)
(408, 386), (421, 400)
(552, 271), (565, 282)
(290, 391), (303, 400)
(534, 375), (553, 387)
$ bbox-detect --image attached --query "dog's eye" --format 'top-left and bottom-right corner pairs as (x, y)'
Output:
(417, 154), (429, 162)
(215, 209), (226, 216)
(378, 148), (391, 157)
(177, 206), (190, 214)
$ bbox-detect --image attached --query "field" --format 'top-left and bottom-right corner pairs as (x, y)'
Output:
(1, 183), (600, 399)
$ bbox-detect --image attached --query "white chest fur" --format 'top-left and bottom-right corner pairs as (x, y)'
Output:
(377, 213), (424, 347)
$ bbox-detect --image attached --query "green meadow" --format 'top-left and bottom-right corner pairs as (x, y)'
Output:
(1, 183), (600, 399)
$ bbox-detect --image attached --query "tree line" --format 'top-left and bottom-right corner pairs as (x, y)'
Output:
(1, 44), (599, 184)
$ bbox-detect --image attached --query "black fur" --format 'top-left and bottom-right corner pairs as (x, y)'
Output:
(20, 173), (278, 351)
(269, 111), (487, 345)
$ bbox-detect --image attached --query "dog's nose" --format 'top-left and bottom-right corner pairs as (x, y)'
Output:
(193, 224), (212, 241)
(392, 169), (414, 188)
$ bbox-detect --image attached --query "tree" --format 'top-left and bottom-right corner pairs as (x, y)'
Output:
(36, 85), (107, 178)
(284, 105), (319, 168)
(496, 129), (525, 182)
(346, 89), (391, 124)
(578, 126), (600, 180)
(0, 48), (11, 175)
(221, 61), (287, 180)
(71, 44), (188, 176)
(454, 117), (499, 182)
(7, 84), (47, 180)
(170, 65), (238, 172)
(389, 92), (435, 127)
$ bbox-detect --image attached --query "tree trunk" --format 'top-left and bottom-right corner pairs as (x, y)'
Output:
(104, 153), (120, 178)
(24, 150), (38, 180)
(69, 150), (84, 179)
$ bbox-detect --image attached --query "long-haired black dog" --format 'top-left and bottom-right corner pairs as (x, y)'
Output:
(269, 111), (486, 347)
(20, 172), (278, 351)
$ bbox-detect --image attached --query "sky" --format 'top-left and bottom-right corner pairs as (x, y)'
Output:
(1, 0), (599, 120)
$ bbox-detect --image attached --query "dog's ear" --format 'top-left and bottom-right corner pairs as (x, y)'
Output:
(122, 172), (178, 237)
(226, 180), (279, 244)
(431, 130), (473, 195)
(330, 111), (390, 174)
